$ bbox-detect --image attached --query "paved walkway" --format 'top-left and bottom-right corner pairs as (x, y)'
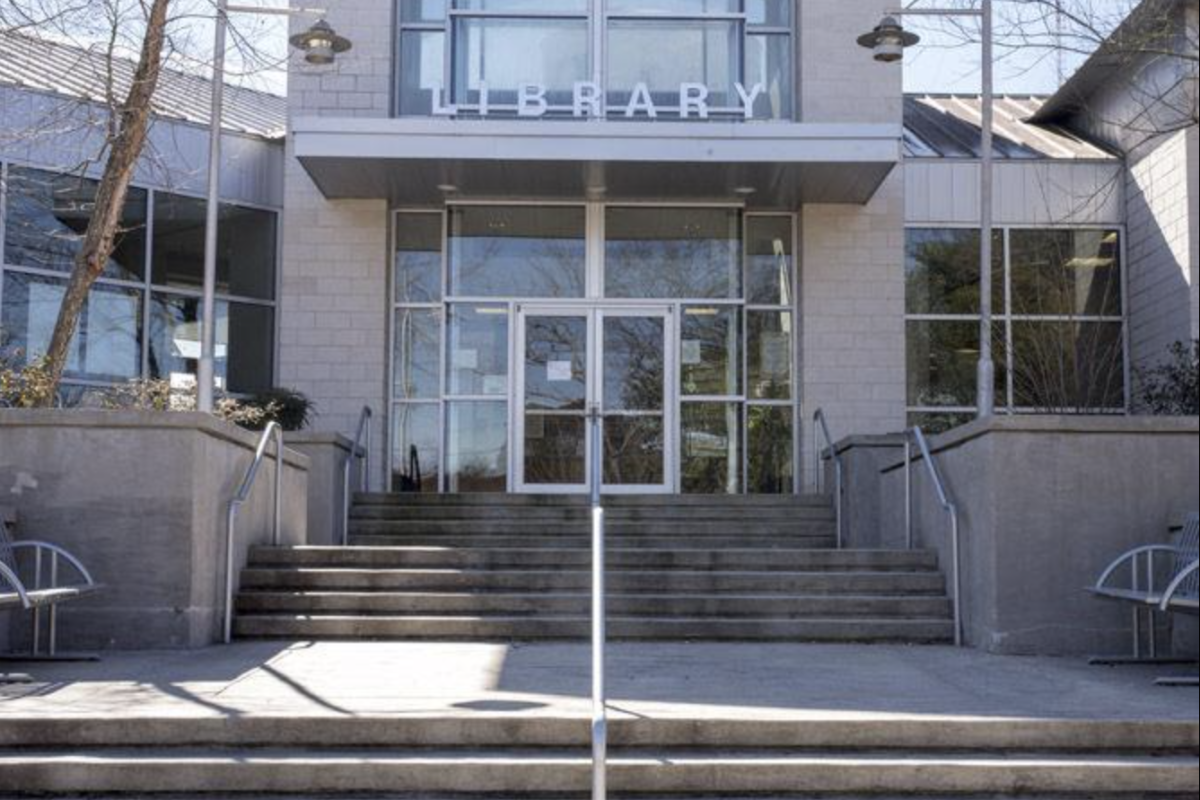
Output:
(1, 642), (1195, 723)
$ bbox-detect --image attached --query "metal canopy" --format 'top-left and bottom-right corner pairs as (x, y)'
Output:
(293, 118), (903, 208)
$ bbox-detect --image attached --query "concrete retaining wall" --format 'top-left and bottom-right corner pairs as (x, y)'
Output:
(877, 416), (1199, 657)
(285, 432), (356, 546)
(0, 410), (308, 651)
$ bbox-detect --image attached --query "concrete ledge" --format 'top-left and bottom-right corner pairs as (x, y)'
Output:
(285, 431), (358, 546)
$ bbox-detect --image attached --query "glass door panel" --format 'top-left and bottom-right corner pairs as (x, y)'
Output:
(600, 310), (672, 492)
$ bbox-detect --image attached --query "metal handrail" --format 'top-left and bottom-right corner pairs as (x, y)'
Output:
(904, 426), (963, 647)
(812, 409), (845, 549)
(342, 406), (374, 547)
(589, 404), (607, 800)
(224, 421), (284, 644)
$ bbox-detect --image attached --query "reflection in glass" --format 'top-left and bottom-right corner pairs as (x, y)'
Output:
(454, 18), (588, 109)
(151, 192), (277, 301)
(682, 402), (742, 494)
(607, 20), (739, 111)
(399, 0), (447, 22)
(603, 316), (664, 411)
(459, 0), (587, 10)
(682, 306), (741, 396)
(524, 315), (587, 411)
(607, 0), (739, 12)
(1010, 229), (1122, 317)
(392, 403), (441, 492)
(745, 33), (792, 120)
(746, 0), (790, 26)
(905, 228), (1004, 315)
(394, 308), (441, 399)
(906, 320), (978, 408)
(524, 415), (586, 485)
(4, 167), (147, 281)
(449, 206), (586, 298)
(399, 30), (446, 116)
(446, 401), (508, 492)
(748, 405), (793, 494)
(447, 305), (509, 396)
(148, 295), (274, 394)
(748, 311), (792, 400)
(604, 417), (665, 486)
(1, 272), (141, 382)
(1012, 321), (1125, 411)
(746, 216), (793, 305)
(907, 411), (974, 435)
(395, 213), (443, 303)
(606, 208), (742, 299)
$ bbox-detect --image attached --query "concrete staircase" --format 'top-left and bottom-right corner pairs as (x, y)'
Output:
(1, 715), (1196, 796)
(233, 494), (955, 642)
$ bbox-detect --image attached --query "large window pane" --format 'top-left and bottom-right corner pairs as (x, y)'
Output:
(746, 216), (793, 305)
(1010, 229), (1122, 317)
(748, 310), (792, 400)
(453, 18), (588, 109)
(399, 30), (446, 116)
(151, 193), (277, 301)
(394, 308), (441, 399)
(608, 20), (739, 111)
(682, 402), (742, 494)
(745, 34), (792, 120)
(607, 0), (739, 13)
(606, 208), (742, 299)
(448, 206), (585, 298)
(1012, 321), (1125, 411)
(392, 403), (441, 492)
(395, 213), (443, 303)
(446, 401), (508, 492)
(682, 306), (742, 397)
(447, 304), (509, 396)
(906, 228), (1004, 315)
(748, 405), (793, 494)
(746, 0), (790, 26)
(399, 0), (447, 22)
(906, 320), (979, 408)
(4, 167), (147, 281)
(458, 0), (587, 10)
(148, 294), (274, 394)
(604, 417), (665, 486)
(1, 272), (141, 382)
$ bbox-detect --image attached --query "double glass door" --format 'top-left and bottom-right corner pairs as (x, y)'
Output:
(516, 305), (675, 494)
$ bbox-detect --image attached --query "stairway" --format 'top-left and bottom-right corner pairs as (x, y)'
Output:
(1, 714), (1196, 796)
(234, 494), (955, 643)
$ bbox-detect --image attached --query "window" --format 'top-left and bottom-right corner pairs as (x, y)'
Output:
(904, 227), (1126, 430)
(448, 205), (586, 298)
(0, 162), (278, 399)
(395, 0), (794, 120)
(605, 207), (742, 299)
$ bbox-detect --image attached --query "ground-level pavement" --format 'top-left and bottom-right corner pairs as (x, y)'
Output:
(0, 641), (1195, 722)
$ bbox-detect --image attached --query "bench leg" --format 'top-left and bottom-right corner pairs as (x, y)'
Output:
(0, 605), (99, 664)
(1090, 607), (1194, 666)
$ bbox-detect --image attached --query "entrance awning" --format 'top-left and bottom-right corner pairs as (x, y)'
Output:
(292, 118), (902, 208)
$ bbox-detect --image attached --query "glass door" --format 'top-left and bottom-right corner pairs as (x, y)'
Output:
(516, 305), (673, 494)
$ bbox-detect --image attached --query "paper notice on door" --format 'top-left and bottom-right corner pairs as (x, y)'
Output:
(682, 340), (703, 366)
(547, 360), (573, 382)
(760, 334), (790, 378)
(482, 375), (508, 395)
(455, 349), (479, 370)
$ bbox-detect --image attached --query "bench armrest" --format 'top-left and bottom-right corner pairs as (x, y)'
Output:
(1094, 545), (1182, 594)
(1161, 559), (1199, 612)
(5, 541), (97, 589)
(0, 561), (30, 607)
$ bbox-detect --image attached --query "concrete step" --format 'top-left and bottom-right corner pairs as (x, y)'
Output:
(348, 534), (839, 549)
(347, 519), (835, 536)
(247, 547), (939, 573)
(2, 748), (1194, 795)
(238, 569), (948, 595)
(232, 615), (957, 641)
(236, 591), (956, 619)
(354, 493), (835, 508)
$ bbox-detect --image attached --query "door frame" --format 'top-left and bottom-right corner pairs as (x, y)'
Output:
(514, 303), (675, 495)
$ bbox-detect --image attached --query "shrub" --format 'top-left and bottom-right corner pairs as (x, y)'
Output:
(101, 379), (281, 430)
(0, 352), (57, 409)
(1136, 340), (1199, 416)
(243, 388), (315, 432)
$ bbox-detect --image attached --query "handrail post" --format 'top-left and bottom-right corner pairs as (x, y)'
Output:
(272, 426), (283, 547)
(833, 457), (844, 551)
(589, 404), (607, 800)
(904, 433), (914, 551)
(812, 410), (846, 549)
(342, 407), (374, 548)
(950, 507), (963, 647)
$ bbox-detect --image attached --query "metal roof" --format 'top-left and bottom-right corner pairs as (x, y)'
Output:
(904, 95), (1116, 160)
(0, 30), (287, 140)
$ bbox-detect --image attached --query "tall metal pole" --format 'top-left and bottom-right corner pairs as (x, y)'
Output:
(976, 0), (996, 418)
(589, 404), (607, 800)
(199, 0), (230, 413)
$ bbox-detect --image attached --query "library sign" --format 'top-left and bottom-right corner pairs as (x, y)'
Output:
(433, 81), (767, 120)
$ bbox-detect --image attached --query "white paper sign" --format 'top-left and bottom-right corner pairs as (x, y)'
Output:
(547, 360), (573, 382)
(482, 375), (508, 395)
(682, 340), (703, 366)
(455, 349), (479, 370)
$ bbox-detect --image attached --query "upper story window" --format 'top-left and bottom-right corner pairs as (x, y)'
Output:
(396, 0), (793, 121)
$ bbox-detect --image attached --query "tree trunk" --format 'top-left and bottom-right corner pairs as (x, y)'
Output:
(38, 0), (173, 404)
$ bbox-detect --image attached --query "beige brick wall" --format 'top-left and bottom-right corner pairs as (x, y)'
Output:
(800, 173), (907, 489)
(1190, 125), (1199, 340)
(799, 0), (902, 123)
(280, 0), (394, 492)
(1126, 130), (1196, 378)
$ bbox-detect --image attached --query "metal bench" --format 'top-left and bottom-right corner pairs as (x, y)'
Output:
(1090, 513), (1199, 686)
(0, 505), (101, 662)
